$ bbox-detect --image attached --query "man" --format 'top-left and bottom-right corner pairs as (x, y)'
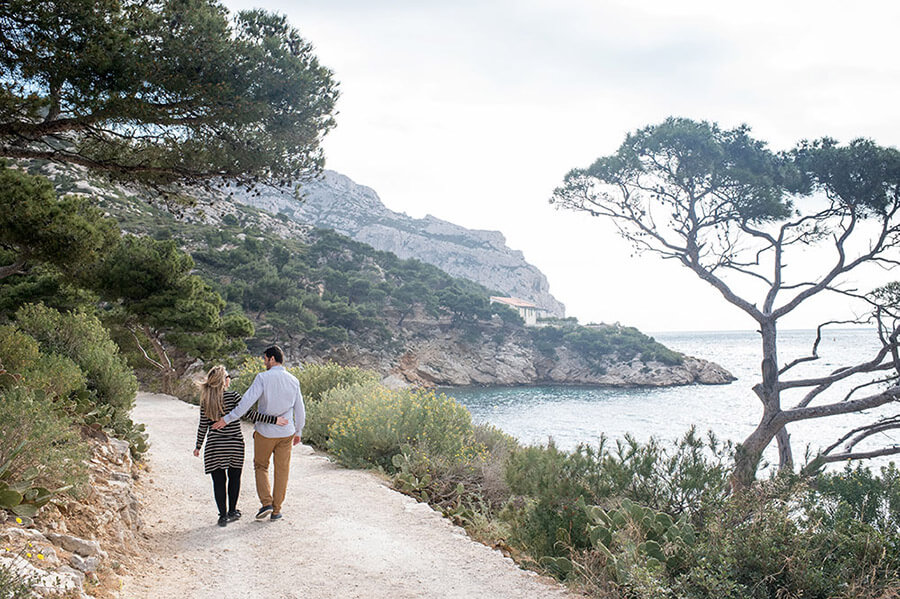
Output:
(212, 345), (304, 521)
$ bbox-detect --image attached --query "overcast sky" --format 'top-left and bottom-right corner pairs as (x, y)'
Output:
(225, 0), (900, 332)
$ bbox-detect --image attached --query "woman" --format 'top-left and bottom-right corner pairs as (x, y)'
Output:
(194, 365), (287, 527)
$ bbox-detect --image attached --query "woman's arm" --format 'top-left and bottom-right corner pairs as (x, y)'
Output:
(196, 404), (210, 451)
(244, 408), (286, 426)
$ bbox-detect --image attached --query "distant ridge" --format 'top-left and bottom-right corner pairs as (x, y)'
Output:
(227, 170), (566, 317)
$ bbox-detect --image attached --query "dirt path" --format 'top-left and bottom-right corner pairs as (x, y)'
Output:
(121, 392), (580, 599)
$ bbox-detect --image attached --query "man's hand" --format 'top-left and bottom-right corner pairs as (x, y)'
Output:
(292, 435), (301, 446)
(211, 418), (227, 430)
(276, 417), (288, 426)
(193, 449), (200, 457)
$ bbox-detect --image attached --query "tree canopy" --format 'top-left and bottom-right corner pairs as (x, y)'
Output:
(92, 235), (254, 389)
(553, 117), (900, 488)
(0, 0), (338, 188)
(0, 162), (118, 280)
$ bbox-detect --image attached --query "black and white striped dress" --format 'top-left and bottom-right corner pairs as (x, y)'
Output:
(195, 390), (276, 474)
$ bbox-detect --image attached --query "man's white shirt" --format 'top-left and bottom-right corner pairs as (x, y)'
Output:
(223, 365), (305, 438)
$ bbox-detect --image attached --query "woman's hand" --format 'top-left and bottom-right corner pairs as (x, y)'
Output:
(276, 417), (288, 426)
(193, 449), (200, 457)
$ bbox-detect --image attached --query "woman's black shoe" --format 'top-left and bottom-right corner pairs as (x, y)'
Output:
(217, 515), (228, 527)
(226, 510), (242, 522)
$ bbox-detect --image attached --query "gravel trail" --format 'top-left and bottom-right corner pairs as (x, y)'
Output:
(121, 392), (580, 599)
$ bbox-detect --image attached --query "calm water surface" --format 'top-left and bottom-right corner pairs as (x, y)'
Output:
(448, 329), (897, 468)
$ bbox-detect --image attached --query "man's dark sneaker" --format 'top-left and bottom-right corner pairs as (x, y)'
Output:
(255, 505), (274, 520)
(270, 512), (283, 521)
(226, 510), (242, 522)
(217, 515), (228, 527)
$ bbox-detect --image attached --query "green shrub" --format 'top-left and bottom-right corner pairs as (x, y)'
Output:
(297, 362), (380, 403)
(0, 324), (87, 400)
(0, 386), (89, 498)
(807, 462), (900, 537)
(0, 325), (40, 374)
(503, 430), (731, 568)
(327, 387), (477, 470)
(12, 304), (144, 455)
(14, 304), (137, 412)
(677, 480), (900, 599)
(304, 381), (381, 449)
(507, 429), (731, 523)
(22, 353), (86, 401)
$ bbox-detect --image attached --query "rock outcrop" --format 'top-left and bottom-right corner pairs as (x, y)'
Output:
(226, 171), (566, 316)
(0, 435), (143, 598)
(295, 320), (735, 388)
(385, 334), (733, 388)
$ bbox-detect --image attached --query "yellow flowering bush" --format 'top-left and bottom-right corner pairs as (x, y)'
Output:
(295, 362), (380, 403)
(304, 381), (380, 448)
(326, 386), (477, 470)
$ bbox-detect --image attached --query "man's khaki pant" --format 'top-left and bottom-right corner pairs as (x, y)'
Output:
(253, 432), (293, 514)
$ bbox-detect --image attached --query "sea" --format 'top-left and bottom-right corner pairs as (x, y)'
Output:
(447, 329), (899, 471)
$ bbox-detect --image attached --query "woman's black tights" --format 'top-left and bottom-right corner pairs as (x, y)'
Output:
(210, 467), (241, 517)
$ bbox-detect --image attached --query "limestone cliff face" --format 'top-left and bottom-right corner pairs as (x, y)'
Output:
(227, 171), (566, 317)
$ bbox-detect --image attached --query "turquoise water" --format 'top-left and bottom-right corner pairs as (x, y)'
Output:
(448, 329), (897, 468)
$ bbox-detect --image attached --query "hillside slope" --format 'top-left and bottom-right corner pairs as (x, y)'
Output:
(19, 160), (732, 387)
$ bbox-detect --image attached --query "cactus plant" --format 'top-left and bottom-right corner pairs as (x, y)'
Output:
(581, 498), (696, 583)
(540, 556), (573, 577)
(0, 450), (58, 517)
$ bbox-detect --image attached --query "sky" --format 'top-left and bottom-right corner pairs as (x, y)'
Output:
(225, 0), (900, 332)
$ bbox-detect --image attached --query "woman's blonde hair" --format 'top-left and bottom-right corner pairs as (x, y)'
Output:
(199, 365), (227, 422)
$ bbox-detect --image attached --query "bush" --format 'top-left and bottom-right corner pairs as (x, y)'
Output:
(11, 304), (145, 455)
(506, 429), (731, 523)
(503, 430), (731, 566)
(807, 462), (900, 537)
(0, 386), (89, 496)
(303, 381), (381, 449)
(14, 304), (137, 412)
(327, 387), (477, 470)
(0, 324), (87, 401)
(0, 325), (40, 374)
(678, 479), (900, 599)
(297, 362), (380, 403)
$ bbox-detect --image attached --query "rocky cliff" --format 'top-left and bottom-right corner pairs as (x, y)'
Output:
(225, 171), (566, 317)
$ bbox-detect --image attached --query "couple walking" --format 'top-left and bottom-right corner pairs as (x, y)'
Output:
(194, 346), (305, 527)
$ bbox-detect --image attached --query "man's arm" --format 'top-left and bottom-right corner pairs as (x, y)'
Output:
(223, 373), (265, 424)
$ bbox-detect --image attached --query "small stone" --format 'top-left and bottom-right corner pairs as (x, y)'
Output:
(45, 532), (107, 559)
(70, 553), (101, 573)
